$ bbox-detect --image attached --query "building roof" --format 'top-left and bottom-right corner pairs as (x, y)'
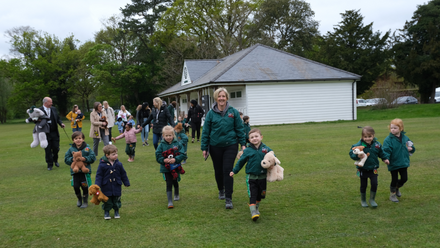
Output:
(158, 44), (361, 96)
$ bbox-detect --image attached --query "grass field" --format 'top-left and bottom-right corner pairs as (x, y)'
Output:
(1, 104), (439, 247)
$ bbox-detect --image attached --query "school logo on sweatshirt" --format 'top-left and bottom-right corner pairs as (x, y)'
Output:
(262, 148), (268, 154)
(173, 146), (178, 151)
(228, 113), (234, 118)
(85, 147), (90, 152)
(375, 142), (380, 149)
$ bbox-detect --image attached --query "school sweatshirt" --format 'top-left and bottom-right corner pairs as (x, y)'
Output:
(382, 131), (415, 171)
(349, 137), (386, 171)
(232, 142), (273, 176)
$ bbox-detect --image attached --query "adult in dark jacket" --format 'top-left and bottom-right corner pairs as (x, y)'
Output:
(137, 102), (151, 146)
(187, 99), (205, 143)
(201, 88), (246, 209)
(140, 97), (174, 149)
(39, 97), (65, 170)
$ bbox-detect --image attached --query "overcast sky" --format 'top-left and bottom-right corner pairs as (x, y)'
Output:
(0, 0), (428, 59)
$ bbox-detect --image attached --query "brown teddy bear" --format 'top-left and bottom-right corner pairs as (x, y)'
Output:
(261, 151), (284, 182)
(89, 184), (109, 205)
(71, 151), (90, 173)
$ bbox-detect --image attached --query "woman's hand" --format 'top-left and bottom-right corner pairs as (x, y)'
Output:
(241, 146), (246, 151)
(229, 172), (234, 177)
(203, 150), (208, 158)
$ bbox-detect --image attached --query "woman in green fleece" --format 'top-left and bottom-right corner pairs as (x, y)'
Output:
(201, 88), (246, 209)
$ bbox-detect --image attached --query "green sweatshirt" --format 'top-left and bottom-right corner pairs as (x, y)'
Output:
(382, 131), (415, 171)
(349, 138), (386, 170)
(232, 142), (273, 177)
(155, 137), (187, 173)
(64, 142), (96, 175)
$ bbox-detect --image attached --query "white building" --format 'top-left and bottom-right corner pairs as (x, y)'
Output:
(158, 44), (361, 125)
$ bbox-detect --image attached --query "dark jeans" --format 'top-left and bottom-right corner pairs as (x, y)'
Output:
(153, 133), (162, 150)
(93, 129), (109, 157)
(210, 143), (238, 199)
(359, 170), (378, 193)
(45, 131), (60, 165)
(390, 167), (408, 191)
(248, 178), (266, 205)
(191, 121), (201, 140)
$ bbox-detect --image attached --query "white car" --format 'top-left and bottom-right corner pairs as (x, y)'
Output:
(356, 99), (366, 107)
(366, 98), (387, 106)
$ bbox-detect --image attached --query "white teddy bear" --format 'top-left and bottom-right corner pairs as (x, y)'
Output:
(261, 151), (284, 182)
(26, 106), (49, 148)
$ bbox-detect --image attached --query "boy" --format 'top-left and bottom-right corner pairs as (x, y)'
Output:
(230, 128), (273, 221)
(95, 145), (130, 219)
(243, 115), (250, 145)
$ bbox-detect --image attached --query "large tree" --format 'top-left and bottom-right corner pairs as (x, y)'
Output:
(313, 10), (390, 95)
(0, 60), (13, 123)
(393, 0), (440, 103)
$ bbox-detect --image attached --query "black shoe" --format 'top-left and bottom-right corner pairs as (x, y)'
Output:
(47, 163), (53, 171)
(55, 162), (60, 167)
(104, 211), (111, 220)
(114, 210), (120, 219)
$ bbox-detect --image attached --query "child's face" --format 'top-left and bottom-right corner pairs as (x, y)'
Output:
(390, 124), (400, 135)
(73, 136), (84, 147)
(240, 114), (243, 119)
(362, 132), (374, 145)
(163, 131), (174, 143)
(178, 116), (182, 121)
(77, 110), (81, 114)
(245, 119), (249, 124)
(249, 132), (263, 147)
(106, 152), (118, 161)
(126, 125), (131, 131)
(184, 115), (188, 118)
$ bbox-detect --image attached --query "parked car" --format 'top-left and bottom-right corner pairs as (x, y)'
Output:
(392, 96), (418, 105)
(356, 99), (366, 107)
(366, 98), (387, 106)
(435, 89), (440, 103)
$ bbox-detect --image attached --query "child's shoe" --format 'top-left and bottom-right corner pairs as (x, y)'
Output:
(225, 198), (233, 209)
(167, 191), (174, 209)
(174, 187), (180, 201)
(256, 201), (261, 215)
(369, 191), (378, 208)
(80, 195), (88, 208)
(360, 193), (368, 207)
(181, 160), (186, 165)
(218, 190), (225, 200)
(104, 211), (111, 220)
(114, 210), (120, 219)
(76, 194), (82, 207)
(390, 192), (399, 203)
(396, 187), (402, 197)
(249, 204), (259, 221)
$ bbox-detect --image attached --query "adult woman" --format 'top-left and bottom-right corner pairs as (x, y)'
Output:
(140, 97), (174, 150)
(117, 105), (131, 124)
(89, 102), (109, 157)
(102, 101), (115, 142)
(187, 99), (205, 143)
(137, 102), (151, 146)
(66, 105), (85, 132)
(201, 88), (246, 209)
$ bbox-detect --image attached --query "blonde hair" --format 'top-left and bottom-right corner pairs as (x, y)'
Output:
(389, 118), (404, 131)
(213, 88), (229, 101)
(153, 97), (162, 108)
(162, 125), (175, 136)
(136, 104), (142, 111)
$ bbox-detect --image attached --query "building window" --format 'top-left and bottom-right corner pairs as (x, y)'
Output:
(230, 91), (242, 99)
(231, 92), (236, 98)
(182, 98), (187, 103)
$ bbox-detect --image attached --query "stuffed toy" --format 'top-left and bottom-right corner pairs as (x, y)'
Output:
(352, 146), (370, 167)
(89, 184), (108, 205)
(71, 151), (90, 173)
(162, 147), (185, 180)
(261, 151), (284, 182)
(99, 116), (108, 128)
(26, 106), (50, 149)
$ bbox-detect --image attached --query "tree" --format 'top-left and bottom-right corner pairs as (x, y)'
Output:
(313, 10), (390, 95)
(0, 60), (13, 123)
(249, 0), (319, 57)
(393, 0), (440, 103)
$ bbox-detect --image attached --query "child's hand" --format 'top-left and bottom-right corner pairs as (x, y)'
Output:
(383, 159), (390, 165)
(169, 158), (176, 164)
(229, 172), (234, 177)
(407, 147), (413, 152)
(164, 158), (170, 163)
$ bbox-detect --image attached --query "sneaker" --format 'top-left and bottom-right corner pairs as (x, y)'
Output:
(146, 141), (149, 146)
(114, 210), (120, 219)
(225, 198), (233, 209)
(191, 139), (194, 143)
(142, 142), (146, 146)
(104, 211), (111, 220)
(197, 139), (200, 142)
(218, 190), (225, 200)
(390, 192), (399, 203)
(109, 141), (112, 145)
(396, 188), (402, 197)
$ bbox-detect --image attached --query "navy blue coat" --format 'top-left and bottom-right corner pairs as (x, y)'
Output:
(95, 156), (130, 196)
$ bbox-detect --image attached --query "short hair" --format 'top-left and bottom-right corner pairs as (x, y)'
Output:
(249, 128), (262, 136)
(71, 131), (84, 140)
(162, 125), (175, 136)
(243, 116), (249, 122)
(390, 118), (404, 131)
(42, 97), (51, 104)
(362, 126), (375, 136)
(103, 144), (118, 155)
(239, 112), (243, 115)
(171, 101), (177, 107)
(126, 122), (133, 128)
(213, 87), (229, 101)
(93, 102), (101, 111)
(174, 123), (183, 132)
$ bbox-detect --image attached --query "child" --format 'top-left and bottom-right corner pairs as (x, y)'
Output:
(127, 115), (135, 128)
(115, 117), (124, 134)
(95, 145), (130, 220)
(229, 128), (272, 221)
(349, 126), (388, 208)
(74, 109), (84, 128)
(64, 131), (96, 208)
(183, 114), (190, 136)
(155, 125), (187, 209)
(112, 123), (142, 162)
(243, 115), (251, 145)
(382, 118), (415, 203)
(174, 123), (188, 164)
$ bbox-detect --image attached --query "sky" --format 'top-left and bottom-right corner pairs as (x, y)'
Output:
(0, 0), (429, 59)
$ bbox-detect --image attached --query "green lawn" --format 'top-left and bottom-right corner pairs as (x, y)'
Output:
(1, 105), (439, 247)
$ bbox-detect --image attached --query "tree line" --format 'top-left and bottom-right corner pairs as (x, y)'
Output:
(0, 0), (439, 123)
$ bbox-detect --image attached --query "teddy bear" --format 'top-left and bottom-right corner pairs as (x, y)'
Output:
(261, 151), (284, 182)
(88, 184), (109, 205)
(71, 151), (90, 173)
(26, 106), (50, 148)
(162, 147), (185, 179)
(352, 146), (370, 167)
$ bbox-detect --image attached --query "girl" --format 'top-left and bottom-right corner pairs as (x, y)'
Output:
(155, 126), (187, 208)
(174, 123), (188, 164)
(349, 126), (388, 208)
(112, 123), (142, 162)
(64, 131), (96, 208)
(383, 118), (415, 203)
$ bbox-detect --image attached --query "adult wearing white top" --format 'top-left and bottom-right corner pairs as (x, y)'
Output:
(117, 105), (131, 123)
(102, 101), (115, 142)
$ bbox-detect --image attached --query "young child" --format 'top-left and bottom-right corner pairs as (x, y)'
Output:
(183, 114), (190, 136)
(382, 118), (415, 203)
(64, 131), (96, 208)
(349, 126), (388, 208)
(243, 115), (251, 145)
(127, 115), (135, 128)
(155, 126), (187, 209)
(239, 112), (243, 121)
(174, 123), (188, 164)
(112, 123), (142, 162)
(74, 109), (84, 127)
(115, 117), (124, 134)
(230, 128), (272, 221)
(95, 145), (130, 220)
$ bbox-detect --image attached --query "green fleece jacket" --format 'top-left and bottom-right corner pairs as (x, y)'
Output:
(232, 142), (273, 176)
(64, 142), (96, 175)
(175, 130), (188, 153)
(201, 103), (245, 151)
(382, 131), (415, 171)
(244, 122), (251, 140)
(349, 138), (386, 170)
(155, 137), (187, 173)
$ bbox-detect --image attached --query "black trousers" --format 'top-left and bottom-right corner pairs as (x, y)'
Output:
(210, 144), (238, 199)
(390, 167), (408, 191)
(45, 131), (60, 165)
(164, 172), (179, 192)
(191, 121), (201, 140)
(72, 173), (88, 196)
(248, 178), (267, 205)
(359, 170), (378, 193)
